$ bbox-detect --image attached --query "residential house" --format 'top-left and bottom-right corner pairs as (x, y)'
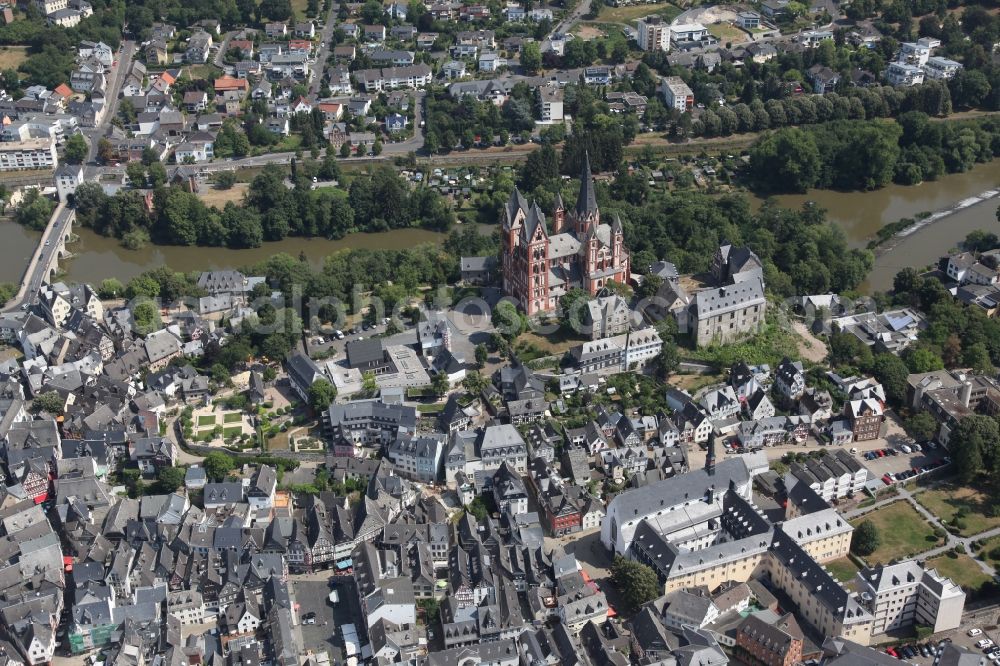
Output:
(186, 31), (213, 64)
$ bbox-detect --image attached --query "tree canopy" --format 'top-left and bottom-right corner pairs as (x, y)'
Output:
(611, 555), (660, 610)
(851, 519), (880, 556)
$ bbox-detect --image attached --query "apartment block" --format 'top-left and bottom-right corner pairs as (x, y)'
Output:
(0, 138), (57, 171)
(855, 561), (965, 636)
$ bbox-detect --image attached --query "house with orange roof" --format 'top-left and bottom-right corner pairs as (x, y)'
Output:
(150, 70), (176, 94)
(53, 83), (73, 99)
(214, 76), (249, 100)
(287, 39), (313, 55)
(318, 102), (343, 121)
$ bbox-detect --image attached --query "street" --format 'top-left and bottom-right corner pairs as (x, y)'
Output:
(83, 40), (135, 164)
(309, 3), (340, 97)
(542, 0), (593, 52)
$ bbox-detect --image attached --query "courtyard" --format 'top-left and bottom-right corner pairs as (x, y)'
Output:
(191, 406), (255, 444)
(849, 501), (944, 565)
(915, 484), (1000, 538)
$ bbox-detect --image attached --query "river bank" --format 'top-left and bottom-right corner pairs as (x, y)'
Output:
(759, 160), (1000, 248)
(0, 223), (490, 285)
(865, 194), (1000, 292)
(756, 160), (1000, 292)
(3, 159), (998, 293)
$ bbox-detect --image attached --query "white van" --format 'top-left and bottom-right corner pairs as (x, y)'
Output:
(900, 444), (912, 454)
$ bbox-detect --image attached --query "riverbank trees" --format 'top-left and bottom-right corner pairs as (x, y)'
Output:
(749, 114), (1000, 193)
(70, 164), (455, 250)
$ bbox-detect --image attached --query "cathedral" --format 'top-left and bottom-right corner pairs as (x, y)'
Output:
(501, 153), (631, 316)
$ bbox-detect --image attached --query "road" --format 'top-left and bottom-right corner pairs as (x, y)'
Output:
(214, 31), (233, 68)
(309, 3), (340, 97)
(84, 40), (135, 163)
(4, 202), (73, 312)
(542, 0), (593, 51)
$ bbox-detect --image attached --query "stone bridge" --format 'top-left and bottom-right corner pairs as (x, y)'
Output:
(4, 201), (75, 312)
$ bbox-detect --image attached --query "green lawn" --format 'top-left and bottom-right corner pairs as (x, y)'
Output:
(977, 535), (1000, 571)
(223, 412), (243, 424)
(188, 64), (222, 81)
(197, 414), (216, 426)
(915, 484), (1000, 537)
(417, 403), (445, 414)
(850, 501), (944, 565)
(826, 557), (861, 583)
(924, 554), (993, 593)
(223, 426), (244, 438)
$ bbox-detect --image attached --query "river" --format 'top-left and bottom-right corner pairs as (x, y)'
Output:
(0, 223), (476, 285)
(1, 162), (998, 292)
(759, 160), (1000, 291)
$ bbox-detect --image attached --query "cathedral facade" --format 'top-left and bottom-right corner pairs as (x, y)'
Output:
(501, 154), (631, 316)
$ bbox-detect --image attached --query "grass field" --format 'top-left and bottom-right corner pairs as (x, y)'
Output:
(188, 64), (222, 80)
(923, 554), (993, 593)
(223, 412), (243, 424)
(850, 501), (943, 565)
(291, 0), (310, 15)
(597, 2), (681, 24)
(915, 484), (1000, 537)
(223, 426), (244, 438)
(826, 557), (861, 583)
(707, 22), (747, 44)
(978, 535), (1000, 571)
(197, 182), (248, 208)
(518, 330), (587, 355)
(0, 46), (28, 71)
(197, 414), (216, 426)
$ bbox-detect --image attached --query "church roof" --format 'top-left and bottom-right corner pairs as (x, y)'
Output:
(506, 188), (529, 228)
(522, 201), (547, 240)
(575, 151), (598, 217)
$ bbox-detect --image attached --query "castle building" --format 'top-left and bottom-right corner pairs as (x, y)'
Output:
(501, 153), (631, 315)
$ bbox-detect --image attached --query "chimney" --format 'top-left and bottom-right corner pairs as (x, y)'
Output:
(705, 432), (717, 476)
(960, 381), (973, 408)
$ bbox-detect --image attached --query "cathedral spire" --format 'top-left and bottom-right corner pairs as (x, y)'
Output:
(575, 151), (598, 217)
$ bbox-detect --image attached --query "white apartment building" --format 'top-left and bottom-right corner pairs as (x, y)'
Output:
(855, 561), (965, 636)
(670, 22), (708, 46)
(886, 62), (925, 86)
(0, 139), (57, 171)
(538, 86), (564, 122)
(660, 76), (693, 112)
(55, 164), (84, 202)
(898, 41), (931, 66)
(636, 16), (670, 52)
(922, 56), (962, 80)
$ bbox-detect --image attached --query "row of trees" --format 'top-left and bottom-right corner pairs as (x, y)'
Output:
(71, 163), (455, 249)
(694, 82), (952, 140)
(750, 114), (1000, 193)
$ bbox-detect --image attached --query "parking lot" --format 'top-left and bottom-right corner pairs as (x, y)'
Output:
(857, 443), (950, 487)
(291, 574), (363, 664)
